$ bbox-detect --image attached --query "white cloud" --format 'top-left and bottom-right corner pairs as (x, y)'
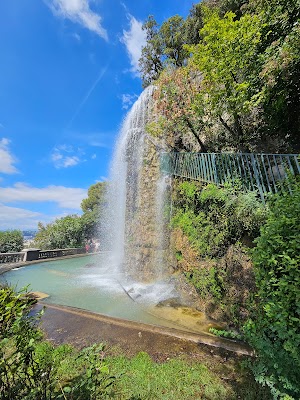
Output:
(91, 154), (97, 159)
(51, 145), (84, 168)
(0, 138), (18, 174)
(45, 0), (108, 41)
(0, 203), (80, 230)
(63, 156), (80, 167)
(0, 203), (43, 230)
(121, 93), (138, 109)
(0, 183), (87, 209)
(121, 14), (146, 76)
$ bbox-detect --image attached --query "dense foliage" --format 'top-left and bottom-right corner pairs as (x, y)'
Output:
(244, 179), (300, 399)
(0, 285), (115, 399)
(81, 181), (107, 239)
(188, 8), (264, 151)
(171, 180), (265, 325)
(172, 181), (266, 258)
(34, 215), (85, 250)
(152, 67), (207, 152)
(143, 0), (300, 153)
(0, 230), (23, 253)
(33, 182), (106, 250)
(139, 5), (204, 87)
(172, 177), (300, 397)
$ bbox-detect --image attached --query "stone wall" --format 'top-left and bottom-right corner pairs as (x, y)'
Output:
(0, 247), (86, 264)
(125, 137), (162, 280)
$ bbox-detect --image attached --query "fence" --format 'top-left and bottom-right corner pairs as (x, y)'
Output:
(0, 247), (86, 264)
(161, 152), (300, 202)
(0, 252), (25, 264)
(38, 248), (86, 260)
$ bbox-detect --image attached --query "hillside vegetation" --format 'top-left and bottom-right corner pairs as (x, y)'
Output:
(140, 1), (300, 398)
(142, 0), (300, 154)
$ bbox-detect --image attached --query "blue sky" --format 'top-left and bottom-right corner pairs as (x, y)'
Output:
(0, 0), (196, 230)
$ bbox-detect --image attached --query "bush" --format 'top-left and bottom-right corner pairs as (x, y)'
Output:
(244, 178), (300, 399)
(0, 230), (23, 253)
(172, 181), (266, 257)
(0, 285), (115, 399)
(34, 215), (85, 250)
(185, 266), (224, 300)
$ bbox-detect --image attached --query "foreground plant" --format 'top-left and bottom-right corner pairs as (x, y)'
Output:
(244, 178), (300, 399)
(0, 285), (115, 400)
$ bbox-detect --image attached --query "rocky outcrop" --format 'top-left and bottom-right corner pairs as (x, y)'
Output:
(124, 135), (171, 281)
(171, 227), (256, 326)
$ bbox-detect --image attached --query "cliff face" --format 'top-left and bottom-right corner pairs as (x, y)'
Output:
(118, 89), (172, 282)
(124, 137), (163, 281)
(171, 225), (256, 325)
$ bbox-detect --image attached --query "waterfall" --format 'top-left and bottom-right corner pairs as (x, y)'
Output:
(93, 88), (215, 324)
(154, 174), (171, 279)
(103, 86), (170, 282)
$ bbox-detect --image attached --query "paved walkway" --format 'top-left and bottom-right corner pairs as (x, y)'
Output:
(38, 303), (253, 360)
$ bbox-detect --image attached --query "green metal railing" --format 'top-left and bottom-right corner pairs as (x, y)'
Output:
(161, 152), (300, 202)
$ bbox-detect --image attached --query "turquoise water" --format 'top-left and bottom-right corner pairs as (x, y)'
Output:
(0, 255), (183, 329)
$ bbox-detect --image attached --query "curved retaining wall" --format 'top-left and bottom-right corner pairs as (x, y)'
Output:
(0, 249), (102, 276)
(0, 247), (86, 264)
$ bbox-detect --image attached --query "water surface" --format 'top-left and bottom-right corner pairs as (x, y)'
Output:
(1, 255), (214, 334)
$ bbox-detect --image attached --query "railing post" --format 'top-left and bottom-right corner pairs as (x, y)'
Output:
(23, 248), (41, 262)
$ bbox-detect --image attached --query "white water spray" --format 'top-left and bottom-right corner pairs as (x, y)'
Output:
(103, 87), (154, 274)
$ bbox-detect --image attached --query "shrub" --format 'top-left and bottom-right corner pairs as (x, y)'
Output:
(172, 181), (266, 257)
(34, 215), (85, 250)
(209, 327), (243, 341)
(185, 266), (224, 300)
(244, 178), (300, 399)
(0, 230), (24, 253)
(0, 285), (115, 399)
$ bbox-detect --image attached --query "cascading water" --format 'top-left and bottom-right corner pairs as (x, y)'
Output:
(104, 86), (170, 284)
(94, 96), (218, 333)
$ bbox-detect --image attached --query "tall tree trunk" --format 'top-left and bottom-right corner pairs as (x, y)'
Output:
(184, 116), (208, 153)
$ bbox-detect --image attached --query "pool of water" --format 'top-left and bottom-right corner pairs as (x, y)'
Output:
(1, 254), (215, 334)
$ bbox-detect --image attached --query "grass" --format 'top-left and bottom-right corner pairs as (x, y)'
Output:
(0, 284), (272, 399)
(105, 350), (272, 400)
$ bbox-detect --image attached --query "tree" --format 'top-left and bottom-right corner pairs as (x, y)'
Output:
(33, 182), (107, 250)
(183, 3), (205, 45)
(247, 0), (300, 152)
(81, 181), (107, 239)
(188, 8), (264, 150)
(153, 67), (207, 152)
(159, 15), (188, 67)
(34, 215), (84, 250)
(183, 0), (224, 45)
(139, 8), (205, 88)
(218, 0), (249, 17)
(0, 230), (23, 253)
(248, 0), (300, 46)
(139, 16), (163, 88)
(81, 182), (107, 213)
